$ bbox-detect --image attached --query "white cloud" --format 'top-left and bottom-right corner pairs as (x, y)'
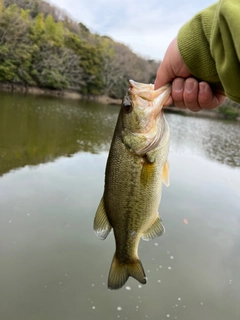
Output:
(48, 0), (216, 60)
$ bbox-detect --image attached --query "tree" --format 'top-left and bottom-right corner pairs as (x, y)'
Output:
(31, 43), (83, 89)
(0, 0), (160, 96)
(65, 32), (103, 94)
(0, 46), (16, 80)
(44, 14), (64, 47)
(4, 0), (40, 18)
(0, 0), (3, 15)
(30, 12), (45, 44)
(0, 5), (35, 84)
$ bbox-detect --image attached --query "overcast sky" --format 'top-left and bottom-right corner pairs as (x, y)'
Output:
(48, 0), (216, 60)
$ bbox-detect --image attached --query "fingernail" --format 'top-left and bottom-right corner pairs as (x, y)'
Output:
(199, 82), (206, 94)
(174, 79), (183, 92)
(185, 80), (194, 93)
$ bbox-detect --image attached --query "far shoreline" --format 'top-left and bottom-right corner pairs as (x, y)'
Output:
(0, 82), (122, 105)
(0, 82), (239, 121)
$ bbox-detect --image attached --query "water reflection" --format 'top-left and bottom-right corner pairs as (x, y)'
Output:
(0, 93), (239, 320)
(0, 93), (239, 179)
(166, 113), (240, 167)
(0, 92), (118, 176)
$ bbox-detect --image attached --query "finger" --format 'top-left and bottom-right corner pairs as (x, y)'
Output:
(163, 96), (174, 107)
(183, 78), (202, 112)
(154, 38), (179, 90)
(198, 82), (226, 109)
(155, 38), (192, 90)
(171, 78), (186, 109)
(154, 61), (173, 90)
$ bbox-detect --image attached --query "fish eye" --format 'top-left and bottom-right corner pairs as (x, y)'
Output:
(123, 102), (132, 113)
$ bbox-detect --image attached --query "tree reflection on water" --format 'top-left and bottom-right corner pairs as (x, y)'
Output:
(0, 92), (239, 178)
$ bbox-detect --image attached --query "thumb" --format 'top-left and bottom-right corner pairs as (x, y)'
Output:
(154, 38), (179, 90)
(154, 37), (191, 90)
(154, 59), (173, 90)
(154, 65), (173, 107)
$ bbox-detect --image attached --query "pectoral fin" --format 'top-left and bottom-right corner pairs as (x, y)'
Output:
(162, 160), (170, 187)
(142, 216), (165, 241)
(93, 197), (112, 240)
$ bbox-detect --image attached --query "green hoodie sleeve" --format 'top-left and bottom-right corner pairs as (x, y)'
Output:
(178, 0), (240, 103)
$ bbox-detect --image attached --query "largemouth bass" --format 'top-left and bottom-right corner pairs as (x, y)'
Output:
(94, 80), (171, 290)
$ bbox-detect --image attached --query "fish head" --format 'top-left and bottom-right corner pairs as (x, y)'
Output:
(121, 80), (171, 155)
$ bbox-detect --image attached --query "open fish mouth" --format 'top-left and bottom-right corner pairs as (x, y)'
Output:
(129, 79), (171, 105)
(126, 80), (171, 156)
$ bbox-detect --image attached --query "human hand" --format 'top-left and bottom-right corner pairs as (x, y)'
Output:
(154, 38), (226, 112)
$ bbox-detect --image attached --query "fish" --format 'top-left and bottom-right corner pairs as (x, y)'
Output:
(93, 79), (171, 290)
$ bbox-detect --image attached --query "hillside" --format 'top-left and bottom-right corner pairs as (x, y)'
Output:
(0, 0), (159, 99)
(0, 0), (240, 120)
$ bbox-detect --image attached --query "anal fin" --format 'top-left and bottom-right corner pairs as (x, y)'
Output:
(162, 160), (170, 187)
(142, 216), (165, 241)
(93, 197), (112, 240)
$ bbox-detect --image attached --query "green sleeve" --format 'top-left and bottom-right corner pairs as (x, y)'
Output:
(178, 0), (240, 103)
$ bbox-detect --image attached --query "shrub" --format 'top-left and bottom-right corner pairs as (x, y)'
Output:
(218, 104), (239, 120)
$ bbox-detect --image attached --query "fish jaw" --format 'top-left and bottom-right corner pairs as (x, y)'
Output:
(129, 79), (170, 106)
(121, 80), (171, 155)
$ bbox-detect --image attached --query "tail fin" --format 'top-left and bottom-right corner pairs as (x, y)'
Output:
(108, 254), (146, 290)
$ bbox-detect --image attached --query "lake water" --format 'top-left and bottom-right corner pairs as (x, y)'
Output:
(0, 92), (240, 320)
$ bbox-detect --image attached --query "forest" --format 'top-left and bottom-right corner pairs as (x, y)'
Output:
(0, 0), (160, 99)
(0, 0), (239, 120)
